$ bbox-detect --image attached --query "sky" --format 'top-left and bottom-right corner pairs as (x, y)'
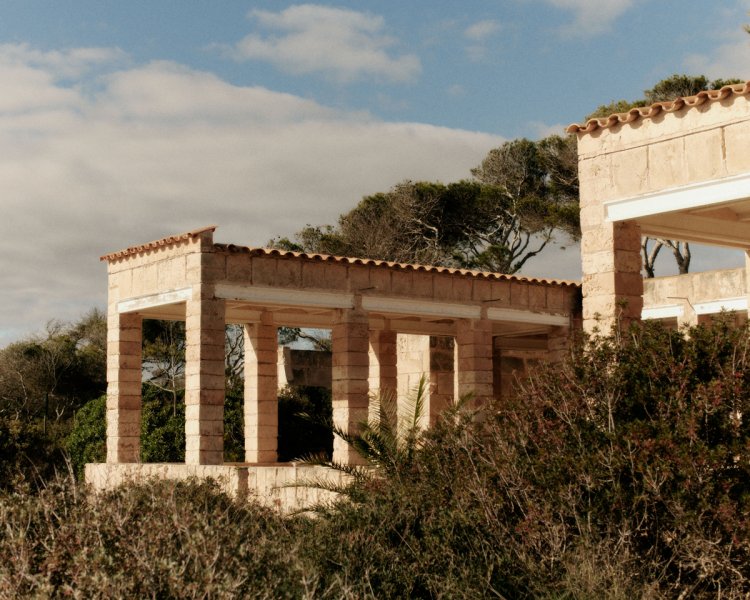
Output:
(2, 0), (750, 346)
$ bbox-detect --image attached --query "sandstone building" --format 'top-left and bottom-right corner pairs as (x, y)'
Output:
(88, 82), (750, 510)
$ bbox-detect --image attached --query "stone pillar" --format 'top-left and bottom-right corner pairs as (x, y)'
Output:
(244, 312), (278, 463)
(455, 318), (494, 408)
(677, 299), (699, 328)
(493, 352), (527, 402)
(546, 326), (570, 363)
(184, 288), (226, 465)
(492, 343), (504, 401)
(368, 329), (397, 420)
(332, 308), (370, 465)
(106, 311), (142, 463)
(581, 217), (643, 333)
(425, 336), (454, 426)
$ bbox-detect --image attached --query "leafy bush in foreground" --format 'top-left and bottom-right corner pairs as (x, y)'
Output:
(303, 319), (750, 598)
(0, 478), (308, 599)
(4, 320), (750, 598)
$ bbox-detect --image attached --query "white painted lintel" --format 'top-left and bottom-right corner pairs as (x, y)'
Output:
(604, 171), (750, 223)
(642, 304), (683, 320)
(694, 297), (747, 315)
(118, 287), (193, 313)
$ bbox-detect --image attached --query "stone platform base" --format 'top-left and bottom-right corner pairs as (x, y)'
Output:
(85, 462), (347, 513)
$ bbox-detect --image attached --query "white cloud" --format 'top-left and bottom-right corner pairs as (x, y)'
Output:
(464, 20), (500, 41)
(684, 31), (750, 81)
(543, 0), (636, 36)
(0, 44), (503, 346)
(221, 4), (421, 83)
(0, 43), (127, 78)
(463, 19), (501, 61)
(447, 84), (466, 97)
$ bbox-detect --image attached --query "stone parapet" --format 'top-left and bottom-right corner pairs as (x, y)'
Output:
(85, 463), (349, 514)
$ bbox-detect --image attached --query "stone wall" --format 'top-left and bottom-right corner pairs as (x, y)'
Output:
(86, 462), (348, 514)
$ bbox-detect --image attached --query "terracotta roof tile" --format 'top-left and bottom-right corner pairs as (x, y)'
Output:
(566, 81), (750, 135)
(100, 225), (217, 262)
(215, 244), (580, 288)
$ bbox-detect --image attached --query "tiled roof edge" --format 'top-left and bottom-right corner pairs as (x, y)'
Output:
(215, 244), (581, 288)
(100, 225), (217, 262)
(566, 82), (750, 135)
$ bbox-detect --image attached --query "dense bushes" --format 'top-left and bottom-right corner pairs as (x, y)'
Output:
(0, 478), (308, 599)
(3, 319), (750, 597)
(296, 319), (750, 598)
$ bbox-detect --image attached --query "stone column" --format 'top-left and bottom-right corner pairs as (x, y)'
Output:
(368, 328), (397, 421)
(744, 251), (750, 324)
(546, 326), (570, 363)
(581, 216), (643, 334)
(455, 318), (494, 408)
(677, 299), (699, 328)
(244, 312), (278, 463)
(184, 287), (226, 465)
(332, 308), (370, 465)
(106, 311), (142, 463)
(425, 336), (454, 426)
(492, 343), (504, 401)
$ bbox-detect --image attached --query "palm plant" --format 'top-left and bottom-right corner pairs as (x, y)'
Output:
(296, 375), (429, 500)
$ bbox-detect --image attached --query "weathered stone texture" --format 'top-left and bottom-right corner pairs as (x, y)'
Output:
(332, 309), (370, 465)
(184, 289), (226, 465)
(106, 311), (142, 463)
(455, 318), (494, 406)
(244, 313), (278, 463)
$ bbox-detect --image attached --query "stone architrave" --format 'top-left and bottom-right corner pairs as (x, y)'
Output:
(332, 308), (370, 465)
(455, 318), (494, 407)
(184, 287), (226, 465)
(106, 311), (142, 463)
(244, 312), (278, 463)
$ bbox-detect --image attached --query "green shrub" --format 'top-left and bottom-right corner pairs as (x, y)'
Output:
(0, 416), (70, 491)
(66, 394), (105, 478)
(140, 386), (186, 462)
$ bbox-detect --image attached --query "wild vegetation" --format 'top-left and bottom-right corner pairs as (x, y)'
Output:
(1, 319), (749, 598)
